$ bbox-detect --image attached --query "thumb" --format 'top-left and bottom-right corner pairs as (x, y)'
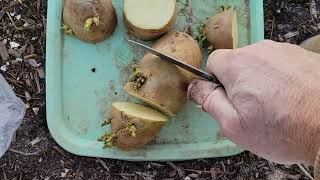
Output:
(187, 79), (239, 130)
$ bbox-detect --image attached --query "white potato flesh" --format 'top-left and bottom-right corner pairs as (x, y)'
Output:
(232, 9), (239, 48)
(124, 0), (176, 29)
(112, 102), (167, 122)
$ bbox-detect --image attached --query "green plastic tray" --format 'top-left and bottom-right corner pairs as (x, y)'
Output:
(46, 0), (264, 161)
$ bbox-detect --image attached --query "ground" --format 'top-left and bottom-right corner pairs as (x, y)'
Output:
(0, 0), (319, 179)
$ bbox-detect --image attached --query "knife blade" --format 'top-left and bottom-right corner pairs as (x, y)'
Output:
(128, 40), (220, 84)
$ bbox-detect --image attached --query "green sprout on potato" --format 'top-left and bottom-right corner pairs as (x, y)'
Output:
(128, 64), (147, 90)
(83, 16), (100, 32)
(61, 24), (73, 35)
(221, 5), (231, 11)
(101, 116), (113, 127)
(193, 24), (214, 54)
(98, 132), (117, 149)
(124, 121), (137, 137)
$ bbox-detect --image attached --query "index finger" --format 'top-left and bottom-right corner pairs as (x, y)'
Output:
(206, 49), (235, 87)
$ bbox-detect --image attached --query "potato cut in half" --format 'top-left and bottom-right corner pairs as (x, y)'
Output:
(123, 0), (177, 40)
(300, 35), (320, 54)
(63, 0), (117, 43)
(99, 102), (167, 151)
(205, 7), (238, 49)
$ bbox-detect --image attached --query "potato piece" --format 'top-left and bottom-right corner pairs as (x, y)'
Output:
(123, 0), (177, 40)
(300, 35), (320, 54)
(100, 102), (167, 151)
(63, 0), (117, 43)
(124, 32), (202, 116)
(205, 7), (238, 49)
(153, 32), (202, 83)
(125, 59), (188, 116)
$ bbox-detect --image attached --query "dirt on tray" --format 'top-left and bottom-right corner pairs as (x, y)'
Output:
(0, 0), (319, 179)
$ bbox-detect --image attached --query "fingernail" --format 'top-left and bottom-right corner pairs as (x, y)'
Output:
(187, 79), (218, 107)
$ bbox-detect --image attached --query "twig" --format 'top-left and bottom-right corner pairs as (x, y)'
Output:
(3, 172), (7, 180)
(309, 0), (318, 23)
(9, 148), (39, 156)
(270, 16), (275, 40)
(75, 160), (82, 180)
(52, 145), (67, 157)
(184, 168), (233, 175)
(297, 164), (314, 180)
(5, 11), (23, 31)
(97, 158), (110, 171)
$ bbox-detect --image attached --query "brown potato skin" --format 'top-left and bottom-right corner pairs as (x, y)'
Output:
(63, 0), (117, 43)
(124, 32), (202, 116)
(125, 57), (188, 116)
(123, 3), (178, 40)
(300, 35), (320, 54)
(153, 32), (202, 83)
(109, 105), (166, 151)
(205, 8), (235, 49)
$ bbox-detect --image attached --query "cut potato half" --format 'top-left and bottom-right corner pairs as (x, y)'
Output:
(63, 0), (117, 43)
(100, 102), (167, 151)
(205, 7), (238, 49)
(123, 0), (177, 40)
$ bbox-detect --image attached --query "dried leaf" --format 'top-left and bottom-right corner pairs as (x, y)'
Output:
(9, 42), (20, 48)
(24, 91), (31, 101)
(34, 71), (41, 93)
(29, 137), (41, 145)
(27, 59), (41, 68)
(24, 73), (32, 87)
(8, 49), (21, 58)
(32, 107), (39, 115)
(17, 44), (27, 54)
(0, 41), (9, 61)
(37, 67), (45, 79)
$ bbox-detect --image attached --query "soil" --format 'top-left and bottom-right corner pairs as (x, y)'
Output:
(0, 0), (319, 179)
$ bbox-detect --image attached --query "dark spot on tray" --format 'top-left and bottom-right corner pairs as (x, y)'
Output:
(91, 68), (96, 73)
(114, 92), (118, 95)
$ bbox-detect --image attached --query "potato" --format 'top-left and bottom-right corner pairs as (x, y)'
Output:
(63, 0), (117, 43)
(124, 32), (202, 116)
(124, 59), (188, 117)
(152, 32), (202, 83)
(123, 0), (177, 40)
(205, 7), (238, 49)
(300, 35), (320, 54)
(99, 102), (167, 151)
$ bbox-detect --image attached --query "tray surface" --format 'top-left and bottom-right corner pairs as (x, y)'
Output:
(46, 0), (264, 160)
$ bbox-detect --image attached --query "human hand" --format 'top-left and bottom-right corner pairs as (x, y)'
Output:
(188, 40), (320, 165)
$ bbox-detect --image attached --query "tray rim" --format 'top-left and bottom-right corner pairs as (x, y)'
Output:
(46, 0), (264, 161)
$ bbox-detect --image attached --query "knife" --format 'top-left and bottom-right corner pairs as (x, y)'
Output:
(128, 40), (220, 84)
